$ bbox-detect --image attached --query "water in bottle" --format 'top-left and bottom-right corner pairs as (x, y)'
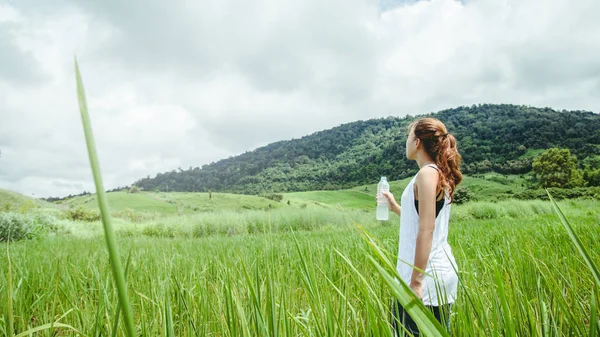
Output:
(376, 176), (389, 221)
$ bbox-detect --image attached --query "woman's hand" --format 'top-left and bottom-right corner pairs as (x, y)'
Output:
(410, 282), (423, 301)
(377, 191), (401, 216)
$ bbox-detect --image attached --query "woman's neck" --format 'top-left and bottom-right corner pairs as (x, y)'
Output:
(416, 152), (435, 169)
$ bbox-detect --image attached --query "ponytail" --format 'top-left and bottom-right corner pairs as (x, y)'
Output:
(410, 118), (463, 201)
(436, 133), (463, 201)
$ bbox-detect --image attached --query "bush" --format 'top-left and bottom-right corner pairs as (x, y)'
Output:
(261, 194), (283, 202)
(33, 213), (70, 235)
(514, 187), (600, 201)
(453, 186), (473, 204)
(66, 207), (101, 222)
(487, 175), (511, 185)
(0, 213), (39, 241)
(128, 185), (141, 193)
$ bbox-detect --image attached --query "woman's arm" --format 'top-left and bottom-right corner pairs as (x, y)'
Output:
(382, 191), (401, 216)
(410, 167), (439, 300)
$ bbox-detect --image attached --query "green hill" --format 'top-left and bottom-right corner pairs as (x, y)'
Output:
(284, 174), (524, 211)
(282, 190), (375, 210)
(0, 189), (55, 212)
(59, 191), (284, 214)
(133, 104), (600, 194)
(5, 172), (532, 217)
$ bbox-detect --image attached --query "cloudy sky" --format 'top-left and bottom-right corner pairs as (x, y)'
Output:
(1, 0), (599, 198)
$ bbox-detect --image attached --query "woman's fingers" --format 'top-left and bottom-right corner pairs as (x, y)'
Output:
(382, 191), (395, 202)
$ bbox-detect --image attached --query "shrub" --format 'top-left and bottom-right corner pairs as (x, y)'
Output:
(33, 213), (70, 235)
(66, 207), (101, 222)
(261, 194), (283, 202)
(128, 185), (141, 193)
(453, 186), (473, 204)
(514, 187), (600, 201)
(0, 212), (39, 241)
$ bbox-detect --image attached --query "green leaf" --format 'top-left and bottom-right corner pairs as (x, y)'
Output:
(75, 58), (136, 337)
(15, 322), (80, 337)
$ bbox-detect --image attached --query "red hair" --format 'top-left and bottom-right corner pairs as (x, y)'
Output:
(410, 118), (463, 201)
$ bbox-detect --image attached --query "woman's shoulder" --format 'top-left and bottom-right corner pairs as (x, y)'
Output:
(415, 165), (440, 188)
(417, 165), (440, 177)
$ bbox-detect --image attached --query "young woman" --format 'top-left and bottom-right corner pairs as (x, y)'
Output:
(381, 118), (463, 336)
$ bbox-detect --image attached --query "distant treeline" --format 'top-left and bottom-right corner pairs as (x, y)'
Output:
(130, 104), (599, 194)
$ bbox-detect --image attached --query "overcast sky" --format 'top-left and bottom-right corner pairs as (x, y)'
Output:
(1, 0), (599, 198)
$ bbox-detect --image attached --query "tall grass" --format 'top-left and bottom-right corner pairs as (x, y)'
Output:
(1, 201), (599, 335)
(5, 241), (13, 337)
(75, 59), (135, 336)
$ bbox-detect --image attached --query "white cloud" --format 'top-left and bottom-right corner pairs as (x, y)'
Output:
(0, 0), (599, 197)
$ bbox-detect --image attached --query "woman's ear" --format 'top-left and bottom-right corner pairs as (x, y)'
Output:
(414, 138), (420, 149)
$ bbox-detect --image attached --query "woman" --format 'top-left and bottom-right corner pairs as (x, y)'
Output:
(381, 118), (462, 336)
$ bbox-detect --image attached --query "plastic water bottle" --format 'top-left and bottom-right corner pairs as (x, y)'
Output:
(376, 177), (390, 221)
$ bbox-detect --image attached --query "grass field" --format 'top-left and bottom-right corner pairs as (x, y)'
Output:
(284, 174), (527, 211)
(24, 173), (529, 218)
(1, 189), (599, 336)
(0, 189), (53, 213)
(58, 191), (284, 214)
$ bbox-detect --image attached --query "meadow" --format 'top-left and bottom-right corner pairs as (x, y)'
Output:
(1, 186), (599, 336)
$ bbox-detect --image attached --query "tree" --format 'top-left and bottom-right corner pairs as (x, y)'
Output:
(128, 185), (141, 193)
(532, 148), (585, 188)
(453, 186), (473, 204)
(583, 167), (600, 187)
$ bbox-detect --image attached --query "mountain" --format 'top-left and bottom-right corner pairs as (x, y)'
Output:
(133, 104), (600, 194)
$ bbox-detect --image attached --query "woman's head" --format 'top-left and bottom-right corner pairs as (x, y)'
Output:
(406, 118), (463, 200)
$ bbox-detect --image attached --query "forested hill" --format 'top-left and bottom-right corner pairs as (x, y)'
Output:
(133, 104), (600, 194)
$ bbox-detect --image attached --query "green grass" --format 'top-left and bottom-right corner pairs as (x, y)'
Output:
(461, 175), (526, 198)
(150, 192), (283, 212)
(348, 176), (414, 196)
(519, 148), (545, 159)
(75, 59), (136, 337)
(62, 191), (178, 213)
(283, 190), (376, 210)
(47, 172), (532, 218)
(285, 174), (528, 211)
(60, 191), (282, 214)
(1, 199), (599, 336)
(0, 189), (55, 213)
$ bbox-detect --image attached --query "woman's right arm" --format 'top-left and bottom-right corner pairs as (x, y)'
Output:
(382, 191), (401, 216)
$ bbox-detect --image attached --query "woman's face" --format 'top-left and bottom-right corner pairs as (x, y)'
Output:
(405, 128), (419, 160)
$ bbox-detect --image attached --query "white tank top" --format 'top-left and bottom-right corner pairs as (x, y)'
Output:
(396, 163), (458, 306)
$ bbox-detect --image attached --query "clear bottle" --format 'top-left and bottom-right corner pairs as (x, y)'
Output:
(376, 177), (390, 221)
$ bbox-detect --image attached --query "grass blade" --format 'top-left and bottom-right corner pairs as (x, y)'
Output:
(165, 279), (174, 337)
(591, 290), (598, 337)
(546, 190), (600, 287)
(111, 250), (133, 337)
(494, 269), (515, 337)
(15, 322), (81, 337)
(6, 240), (14, 337)
(368, 255), (449, 337)
(74, 58), (136, 337)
